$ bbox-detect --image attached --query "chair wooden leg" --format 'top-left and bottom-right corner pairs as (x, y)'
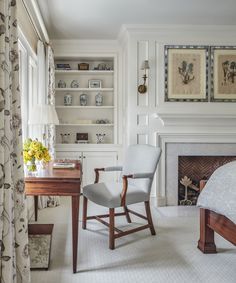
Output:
(124, 205), (131, 223)
(82, 196), (88, 230)
(145, 201), (156, 235)
(109, 208), (115, 250)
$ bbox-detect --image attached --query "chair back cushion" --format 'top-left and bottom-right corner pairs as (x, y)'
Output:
(122, 145), (161, 195)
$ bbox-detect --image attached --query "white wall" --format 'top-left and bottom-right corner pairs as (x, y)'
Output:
(119, 25), (236, 199)
(50, 26), (236, 202)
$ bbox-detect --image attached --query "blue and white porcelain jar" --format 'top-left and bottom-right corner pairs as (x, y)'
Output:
(95, 92), (103, 106)
(58, 80), (66, 88)
(64, 94), (72, 106)
(80, 93), (88, 106)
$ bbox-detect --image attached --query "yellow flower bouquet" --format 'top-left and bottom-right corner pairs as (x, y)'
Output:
(23, 139), (51, 172)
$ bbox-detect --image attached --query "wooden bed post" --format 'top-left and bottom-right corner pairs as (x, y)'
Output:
(198, 208), (217, 253)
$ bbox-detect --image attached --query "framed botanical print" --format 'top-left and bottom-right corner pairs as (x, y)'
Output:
(211, 46), (236, 102)
(165, 45), (209, 102)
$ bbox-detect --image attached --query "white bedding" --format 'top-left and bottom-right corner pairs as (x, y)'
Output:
(197, 161), (236, 224)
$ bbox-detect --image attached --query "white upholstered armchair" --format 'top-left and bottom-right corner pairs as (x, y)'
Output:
(82, 144), (161, 249)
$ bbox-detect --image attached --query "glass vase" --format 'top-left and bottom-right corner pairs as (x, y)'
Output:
(26, 159), (37, 176)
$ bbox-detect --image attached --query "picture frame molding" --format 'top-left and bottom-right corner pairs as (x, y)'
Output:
(164, 45), (209, 102)
(210, 46), (236, 102)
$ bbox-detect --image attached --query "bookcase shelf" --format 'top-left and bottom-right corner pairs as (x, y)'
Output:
(55, 55), (116, 145)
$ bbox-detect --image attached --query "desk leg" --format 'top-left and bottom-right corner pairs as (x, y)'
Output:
(34, 196), (38, 221)
(71, 195), (80, 273)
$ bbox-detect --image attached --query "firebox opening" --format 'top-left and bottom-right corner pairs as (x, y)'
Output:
(178, 156), (236, 206)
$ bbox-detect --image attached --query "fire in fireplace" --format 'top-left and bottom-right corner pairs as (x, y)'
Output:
(178, 156), (236, 205)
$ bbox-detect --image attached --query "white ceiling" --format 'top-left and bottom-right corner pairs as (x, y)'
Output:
(36, 0), (236, 39)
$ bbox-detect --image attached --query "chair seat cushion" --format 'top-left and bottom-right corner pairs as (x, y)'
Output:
(83, 182), (149, 208)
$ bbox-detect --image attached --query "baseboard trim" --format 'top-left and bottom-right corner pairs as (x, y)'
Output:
(157, 196), (167, 207)
(150, 197), (157, 206)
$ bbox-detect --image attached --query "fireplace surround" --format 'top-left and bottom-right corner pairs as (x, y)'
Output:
(155, 132), (236, 206)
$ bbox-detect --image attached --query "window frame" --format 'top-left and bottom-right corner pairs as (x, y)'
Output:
(18, 27), (38, 141)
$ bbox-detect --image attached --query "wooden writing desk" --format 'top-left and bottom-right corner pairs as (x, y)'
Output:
(25, 162), (81, 273)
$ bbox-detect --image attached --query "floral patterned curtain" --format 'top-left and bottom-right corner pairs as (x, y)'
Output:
(46, 45), (56, 158)
(45, 45), (60, 207)
(38, 45), (60, 209)
(0, 0), (30, 282)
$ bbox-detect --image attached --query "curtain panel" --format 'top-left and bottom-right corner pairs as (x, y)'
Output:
(0, 0), (30, 282)
(46, 45), (56, 158)
(45, 45), (59, 207)
(37, 42), (59, 209)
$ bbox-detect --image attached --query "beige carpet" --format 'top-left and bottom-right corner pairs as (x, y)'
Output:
(30, 198), (236, 283)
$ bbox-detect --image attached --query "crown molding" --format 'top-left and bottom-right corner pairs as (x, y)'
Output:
(51, 39), (118, 46)
(121, 24), (236, 34)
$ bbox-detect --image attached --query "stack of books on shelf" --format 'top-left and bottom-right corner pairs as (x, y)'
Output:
(56, 63), (71, 70)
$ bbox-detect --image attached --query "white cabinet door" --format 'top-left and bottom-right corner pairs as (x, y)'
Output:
(82, 151), (117, 186)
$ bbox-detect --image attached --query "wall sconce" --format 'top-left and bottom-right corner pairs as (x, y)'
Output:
(138, 60), (150, 94)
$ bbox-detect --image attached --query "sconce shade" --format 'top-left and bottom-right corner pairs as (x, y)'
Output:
(28, 104), (59, 125)
(141, 60), (150, 70)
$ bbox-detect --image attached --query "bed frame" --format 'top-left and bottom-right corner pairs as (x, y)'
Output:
(198, 180), (236, 253)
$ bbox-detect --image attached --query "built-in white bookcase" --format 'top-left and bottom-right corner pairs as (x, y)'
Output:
(54, 56), (117, 145)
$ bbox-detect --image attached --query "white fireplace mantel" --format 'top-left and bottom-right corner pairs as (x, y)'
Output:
(155, 113), (236, 127)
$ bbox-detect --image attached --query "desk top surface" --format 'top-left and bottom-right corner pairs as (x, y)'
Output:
(25, 162), (81, 182)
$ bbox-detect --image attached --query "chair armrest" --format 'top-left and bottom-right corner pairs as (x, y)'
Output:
(121, 175), (129, 206)
(104, 166), (123, 172)
(120, 173), (153, 206)
(94, 166), (122, 183)
(124, 172), (153, 179)
(94, 168), (104, 183)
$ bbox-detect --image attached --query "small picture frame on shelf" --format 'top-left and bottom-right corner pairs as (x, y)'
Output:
(76, 133), (89, 144)
(56, 63), (71, 70)
(76, 133), (88, 141)
(78, 63), (89, 70)
(88, 79), (102, 88)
